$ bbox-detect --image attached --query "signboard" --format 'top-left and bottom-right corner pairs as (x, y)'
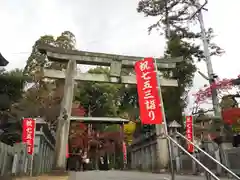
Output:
(186, 116), (194, 153)
(22, 118), (36, 155)
(135, 57), (162, 124)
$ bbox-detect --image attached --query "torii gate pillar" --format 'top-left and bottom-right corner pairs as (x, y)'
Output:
(54, 59), (76, 169)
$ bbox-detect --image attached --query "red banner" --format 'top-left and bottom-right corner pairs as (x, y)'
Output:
(66, 144), (69, 158)
(135, 57), (163, 124)
(186, 116), (194, 153)
(22, 118), (36, 155)
(122, 141), (127, 162)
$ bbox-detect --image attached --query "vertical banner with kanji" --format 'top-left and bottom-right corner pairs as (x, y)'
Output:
(135, 57), (163, 124)
(185, 116), (194, 153)
(122, 141), (127, 164)
(66, 144), (69, 158)
(22, 118), (36, 155)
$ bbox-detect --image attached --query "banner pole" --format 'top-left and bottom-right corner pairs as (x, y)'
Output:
(153, 58), (175, 180)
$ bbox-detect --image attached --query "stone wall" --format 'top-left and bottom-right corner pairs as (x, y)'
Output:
(129, 135), (240, 176)
(129, 134), (158, 172)
(0, 142), (30, 177)
(0, 119), (56, 178)
(222, 147), (240, 174)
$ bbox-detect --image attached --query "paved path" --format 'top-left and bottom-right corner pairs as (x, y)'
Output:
(14, 171), (233, 180)
(15, 175), (68, 180)
(68, 170), (231, 180)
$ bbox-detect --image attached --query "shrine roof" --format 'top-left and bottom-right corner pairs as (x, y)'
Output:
(0, 53), (9, 66)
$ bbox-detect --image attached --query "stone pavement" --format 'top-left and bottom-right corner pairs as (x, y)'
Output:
(68, 170), (232, 180)
(14, 171), (233, 180)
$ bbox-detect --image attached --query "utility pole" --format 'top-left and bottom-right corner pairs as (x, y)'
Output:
(193, 0), (221, 117)
(192, 1), (222, 176)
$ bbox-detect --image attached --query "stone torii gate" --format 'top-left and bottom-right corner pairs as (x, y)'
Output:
(38, 44), (183, 170)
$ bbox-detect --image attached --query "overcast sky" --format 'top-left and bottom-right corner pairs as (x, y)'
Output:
(0, 0), (239, 113)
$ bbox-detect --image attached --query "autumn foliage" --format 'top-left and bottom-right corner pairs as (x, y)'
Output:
(194, 75), (240, 125)
(69, 120), (123, 157)
(193, 77), (236, 104)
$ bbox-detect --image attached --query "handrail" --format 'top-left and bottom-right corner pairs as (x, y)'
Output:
(176, 131), (240, 180)
(166, 135), (220, 180)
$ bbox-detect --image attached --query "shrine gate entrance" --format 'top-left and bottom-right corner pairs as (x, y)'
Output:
(68, 116), (129, 170)
(38, 44), (182, 170)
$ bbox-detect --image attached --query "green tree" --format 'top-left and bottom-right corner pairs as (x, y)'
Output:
(0, 69), (27, 145)
(56, 31), (76, 50)
(0, 68), (27, 109)
(23, 35), (55, 78)
(162, 35), (197, 125)
(75, 67), (122, 118)
(23, 31), (76, 78)
(137, 0), (223, 57)
(137, 0), (224, 125)
(20, 31), (77, 126)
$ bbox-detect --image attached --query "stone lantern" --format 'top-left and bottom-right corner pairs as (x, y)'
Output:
(168, 120), (182, 135)
(168, 120), (182, 172)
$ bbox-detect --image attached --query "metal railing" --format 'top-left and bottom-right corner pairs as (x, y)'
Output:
(166, 132), (240, 180)
(176, 132), (240, 179)
(166, 135), (219, 180)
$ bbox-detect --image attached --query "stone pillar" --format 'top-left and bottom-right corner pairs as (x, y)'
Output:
(134, 150), (137, 169)
(173, 137), (180, 173)
(46, 146), (49, 172)
(143, 147), (146, 170)
(150, 144), (155, 171)
(168, 120), (182, 173)
(155, 123), (169, 170)
(38, 139), (44, 175)
(147, 146), (152, 170)
(140, 149), (143, 169)
(43, 143), (47, 173)
(54, 59), (76, 170)
(131, 151), (134, 169)
(192, 153), (197, 174)
(148, 146), (151, 170)
(214, 147), (221, 175)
